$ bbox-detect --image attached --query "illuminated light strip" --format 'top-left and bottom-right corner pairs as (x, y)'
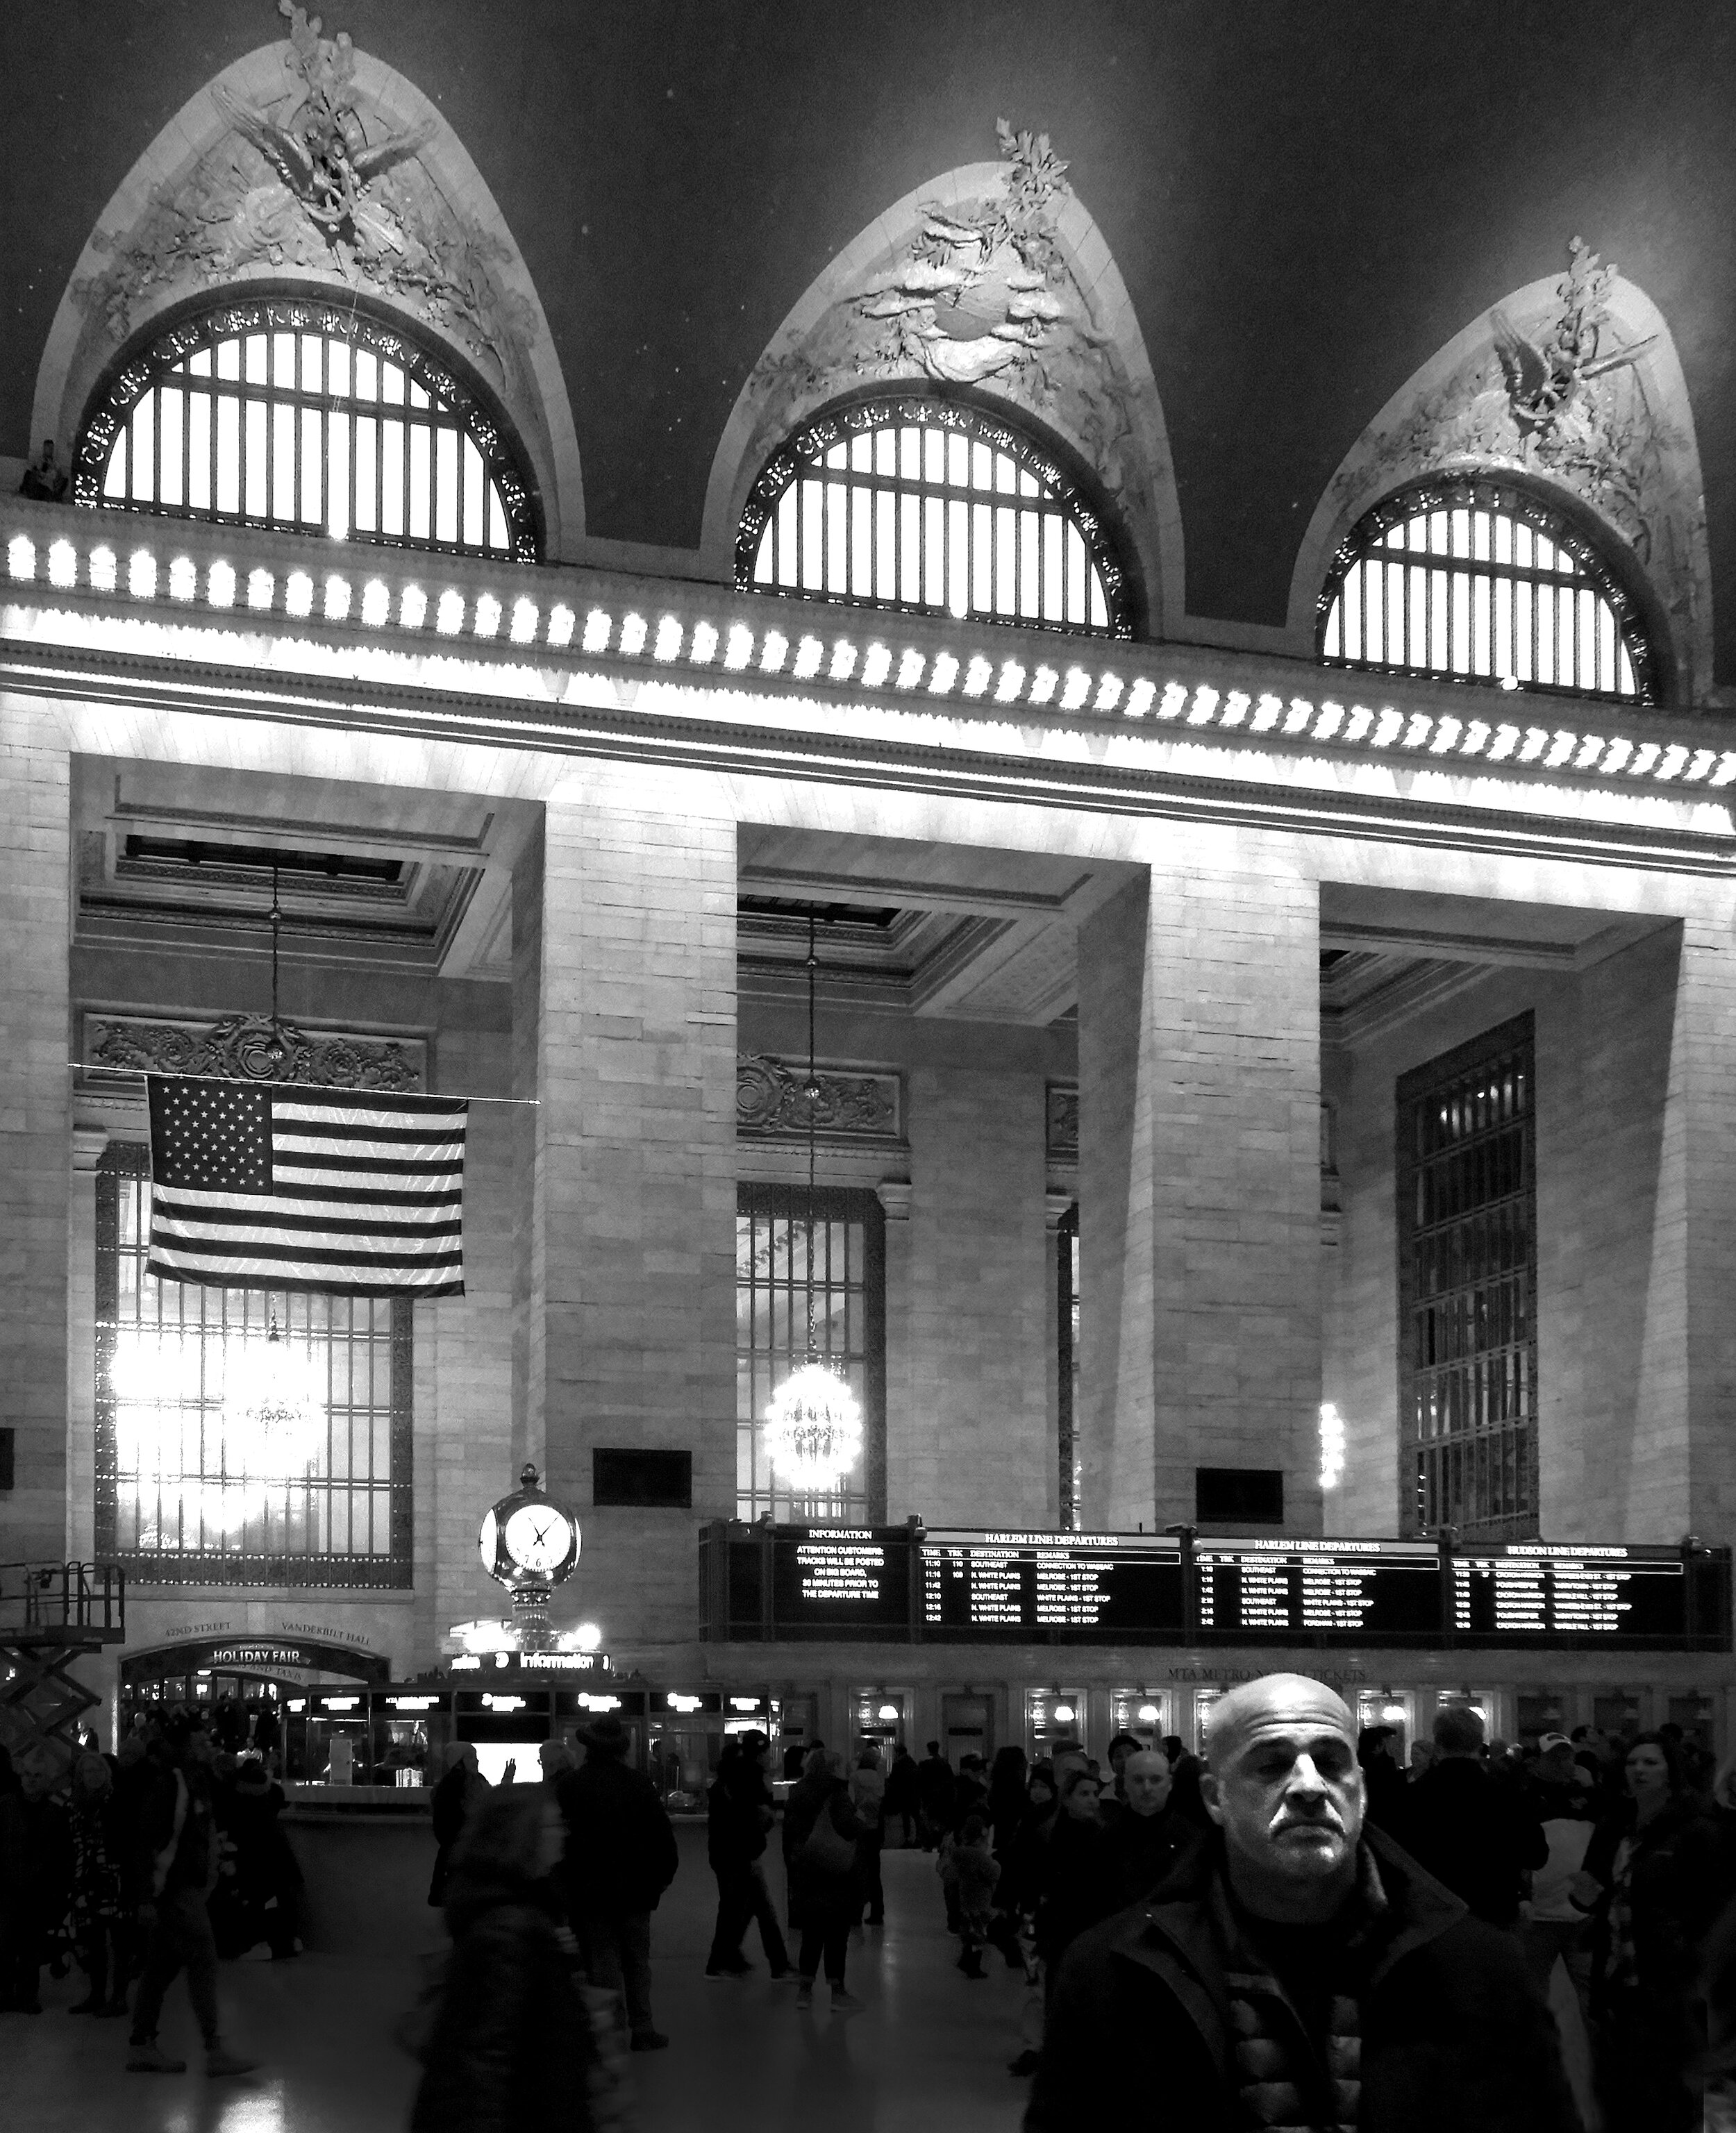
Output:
(722, 622), (753, 669)
(4, 518), (1729, 798)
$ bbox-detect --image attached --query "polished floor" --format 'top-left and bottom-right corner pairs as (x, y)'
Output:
(3, 1832), (1033, 2132)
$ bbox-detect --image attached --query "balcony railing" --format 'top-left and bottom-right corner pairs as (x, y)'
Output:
(0, 1560), (127, 1645)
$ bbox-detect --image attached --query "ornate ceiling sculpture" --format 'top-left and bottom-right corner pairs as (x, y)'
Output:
(737, 122), (1158, 545)
(85, 1012), (424, 1091)
(736, 1055), (901, 1143)
(73, 3), (537, 405)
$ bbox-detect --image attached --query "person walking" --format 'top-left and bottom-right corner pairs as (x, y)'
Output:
(704, 1734), (790, 1978)
(1518, 1732), (1600, 2021)
(1035, 1764), (1107, 1984)
(883, 1744), (920, 1848)
(1399, 1704), (1546, 1927)
(1572, 1730), (1724, 2131)
(952, 1814), (999, 1978)
(125, 1718), (255, 2077)
(1028, 1673), (1581, 2132)
(915, 1741), (955, 1851)
(224, 1757), (302, 1961)
(411, 1787), (601, 2133)
(556, 1714), (678, 2052)
(848, 1747), (887, 1925)
(428, 1742), (490, 1909)
(783, 1748), (865, 2011)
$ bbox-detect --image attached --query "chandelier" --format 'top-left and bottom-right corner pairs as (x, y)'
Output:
(224, 1313), (326, 1474)
(764, 913), (864, 1495)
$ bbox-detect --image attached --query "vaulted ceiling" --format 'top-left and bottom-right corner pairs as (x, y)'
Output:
(6, 1), (1736, 676)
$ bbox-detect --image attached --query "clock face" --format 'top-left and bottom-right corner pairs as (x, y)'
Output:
(503, 1501), (571, 1575)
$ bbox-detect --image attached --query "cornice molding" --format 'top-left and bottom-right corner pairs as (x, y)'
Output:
(6, 500), (1736, 873)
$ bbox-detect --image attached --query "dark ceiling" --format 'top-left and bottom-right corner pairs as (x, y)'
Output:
(5, 1), (1735, 672)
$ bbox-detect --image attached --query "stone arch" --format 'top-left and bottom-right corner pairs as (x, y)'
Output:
(703, 147), (1180, 637)
(33, 29), (584, 558)
(1291, 260), (1710, 704)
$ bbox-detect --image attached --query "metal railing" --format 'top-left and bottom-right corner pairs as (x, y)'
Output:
(0, 1561), (127, 1643)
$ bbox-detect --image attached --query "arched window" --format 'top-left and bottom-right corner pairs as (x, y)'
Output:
(737, 396), (1134, 638)
(1319, 478), (1658, 704)
(75, 292), (541, 561)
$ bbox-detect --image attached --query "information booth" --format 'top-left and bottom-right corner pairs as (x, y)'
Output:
(851, 1687), (908, 1767)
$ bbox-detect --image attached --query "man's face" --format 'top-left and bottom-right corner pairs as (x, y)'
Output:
(1202, 1681), (1364, 1905)
(1124, 1750), (1172, 1816)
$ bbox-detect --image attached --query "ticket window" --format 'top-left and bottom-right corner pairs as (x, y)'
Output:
(942, 1692), (992, 1771)
(1667, 1692), (1716, 1754)
(1433, 1691), (1498, 1751)
(778, 1693), (821, 1779)
(723, 1695), (781, 1746)
(1190, 1688), (1226, 1757)
(1516, 1691), (1569, 1752)
(1110, 1691), (1170, 1752)
(1594, 1691), (1643, 1746)
(1355, 1691), (1414, 1766)
(852, 1689), (908, 1768)
(1027, 1689), (1086, 1760)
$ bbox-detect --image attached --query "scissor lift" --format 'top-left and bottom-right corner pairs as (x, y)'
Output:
(0, 1561), (126, 1783)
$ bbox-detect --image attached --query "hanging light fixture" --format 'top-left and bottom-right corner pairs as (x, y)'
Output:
(224, 1311), (326, 1474)
(764, 912), (864, 1498)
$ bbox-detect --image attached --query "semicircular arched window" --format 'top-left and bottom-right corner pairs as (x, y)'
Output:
(737, 396), (1134, 639)
(74, 292), (542, 561)
(1319, 478), (1658, 705)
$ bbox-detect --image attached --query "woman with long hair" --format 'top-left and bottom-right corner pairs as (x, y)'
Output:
(1572, 1730), (1724, 2130)
(412, 1787), (600, 2133)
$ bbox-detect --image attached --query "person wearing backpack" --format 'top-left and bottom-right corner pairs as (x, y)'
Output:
(783, 1749), (865, 2010)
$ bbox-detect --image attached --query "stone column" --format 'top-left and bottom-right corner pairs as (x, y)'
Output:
(512, 778), (737, 1650)
(1076, 852), (1323, 1533)
(0, 709), (71, 1564)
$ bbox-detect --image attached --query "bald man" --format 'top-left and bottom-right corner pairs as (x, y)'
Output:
(1026, 1673), (1583, 2133)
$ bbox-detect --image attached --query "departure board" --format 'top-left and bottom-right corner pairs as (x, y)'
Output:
(1451, 1544), (1721, 1647)
(1194, 1537), (1443, 1641)
(920, 1530), (1185, 1641)
(765, 1528), (912, 1637)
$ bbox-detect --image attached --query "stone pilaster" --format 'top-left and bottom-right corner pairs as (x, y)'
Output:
(1076, 855), (1323, 1533)
(0, 708), (70, 1563)
(512, 780), (737, 1650)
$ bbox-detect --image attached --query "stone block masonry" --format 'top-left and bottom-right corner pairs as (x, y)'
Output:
(514, 778), (737, 1650)
(1078, 846), (1322, 1534)
(0, 706), (70, 1563)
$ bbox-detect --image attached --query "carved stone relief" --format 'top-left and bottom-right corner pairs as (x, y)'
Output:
(1046, 1082), (1078, 1162)
(724, 123), (1171, 620)
(71, 5), (539, 415)
(83, 1012), (424, 1091)
(736, 1055), (901, 1142)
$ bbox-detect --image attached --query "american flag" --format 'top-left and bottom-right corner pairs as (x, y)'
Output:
(146, 1077), (469, 1298)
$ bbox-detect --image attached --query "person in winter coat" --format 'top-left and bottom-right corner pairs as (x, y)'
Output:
(555, 1715), (679, 2052)
(949, 1814), (999, 1977)
(1159, 1734), (1212, 1830)
(986, 1746), (1029, 1866)
(782, 1748), (865, 2010)
(224, 1757), (303, 1959)
(410, 1787), (600, 2133)
(883, 1746), (920, 1848)
(848, 1748), (887, 1925)
(1571, 1730), (1724, 2131)
(428, 1743), (490, 1908)
(0, 1753), (73, 2013)
(1518, 1732), (1601, 2020)
(1396, 1704), (1546, 1926)
(1035, 1764), (1106, 1979)
(67, 1751), (128, 2014)
(704, 1733), (789, 1977)
(1089, 1749), (1195, 1923)
(1028, 1673), (1581, 2133)
(1001, 1764), (1058, 1923)
(1355, 1725), (1408, 1834)
(914, 1741), (956, 1850)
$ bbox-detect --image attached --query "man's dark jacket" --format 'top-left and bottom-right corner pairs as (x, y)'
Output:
(1025, 1825), (1582, 2133)
(1396, 1756), (1546, 1925)
(556, 1755), (678, 1917)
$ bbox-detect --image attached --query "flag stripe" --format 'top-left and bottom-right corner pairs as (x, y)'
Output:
(146, 1074), (469, 1298)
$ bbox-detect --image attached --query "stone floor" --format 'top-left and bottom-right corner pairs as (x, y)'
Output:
(2, 1837), (1033, 2132)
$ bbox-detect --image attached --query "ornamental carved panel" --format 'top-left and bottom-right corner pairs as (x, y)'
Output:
(83, 1012), (425, 1091)
(736, 1054), (901, 1142)
(1046, 1081), (1078, 1161)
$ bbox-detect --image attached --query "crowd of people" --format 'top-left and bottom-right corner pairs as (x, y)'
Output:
(0, 1714), (297, 2075)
